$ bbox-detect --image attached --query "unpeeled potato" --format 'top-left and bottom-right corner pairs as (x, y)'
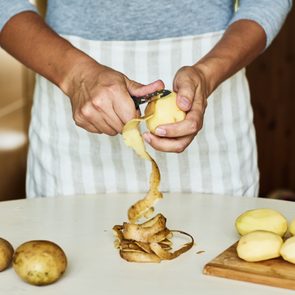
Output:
(145, 91), (185, 132)
(0, 238), (14, 271)
(13, 240), (67, 286)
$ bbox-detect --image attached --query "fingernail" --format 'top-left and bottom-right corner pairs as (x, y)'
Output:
(143, 133), (151, 143)
(180, 96), (191, 108)
(155, 128), (166, 136)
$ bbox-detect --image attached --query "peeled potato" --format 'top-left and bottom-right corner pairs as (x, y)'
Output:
(237, 230), (283, 262)
(235, 208), (288, 237)
(289, 218), (295, 236)
(0, 238), (14, 271)
(13, 240), (67, 286)
(145, 91), (185, 132)
(280, 236), (295, 264)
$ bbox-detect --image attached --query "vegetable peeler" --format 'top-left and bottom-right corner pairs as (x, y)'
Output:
(131, 89), (171, 109)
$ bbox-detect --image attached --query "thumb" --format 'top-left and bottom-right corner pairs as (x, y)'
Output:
(126, 79), (165, 97)
(174, 81), (194, 112)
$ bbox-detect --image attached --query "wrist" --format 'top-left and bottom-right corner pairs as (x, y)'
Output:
(58, 48), (101, 97)
(192, 55), (231, 95)
(192, 20), (266, 95)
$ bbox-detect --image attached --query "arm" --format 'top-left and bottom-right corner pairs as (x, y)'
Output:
(144, 0), (292, 152)
(193, 20), (266, 98)
(0, 11), (85, 93)
(0, 12), (164, 135)
(143, 20), (265, 151)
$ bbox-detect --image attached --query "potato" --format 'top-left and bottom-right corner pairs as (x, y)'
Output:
(237, 230), (283, 262)
(145, 91), (185, 133)
(289, 218), (295, 236)
(235, 208), (288, 237)
(13, 240), (67, 286)
(280, 236), (295, 264)
(0, 238), (14, 271)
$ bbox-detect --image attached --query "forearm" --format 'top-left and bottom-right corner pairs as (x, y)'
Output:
(194, 20), (266, 94)
(0, 11), (94, 95)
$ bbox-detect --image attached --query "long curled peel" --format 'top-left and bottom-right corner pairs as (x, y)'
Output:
(114, 91), (194, 263)
(122, 115), (162, 223)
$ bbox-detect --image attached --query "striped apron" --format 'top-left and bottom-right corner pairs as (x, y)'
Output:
(26, 31), (259, 198)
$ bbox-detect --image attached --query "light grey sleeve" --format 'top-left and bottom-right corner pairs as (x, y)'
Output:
(229, 0), (292, 48)
(0, 0), (38, 31)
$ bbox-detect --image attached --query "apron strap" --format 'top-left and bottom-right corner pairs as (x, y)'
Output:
(234, 0), (240, 12)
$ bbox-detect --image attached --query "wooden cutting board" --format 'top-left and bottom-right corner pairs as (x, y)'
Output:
(203, 242), (295, 290)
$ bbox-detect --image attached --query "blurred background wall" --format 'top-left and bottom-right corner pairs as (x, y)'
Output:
(0, 3), (294, 201)
(0, 50), (30, 200)
(247, 7), (295, 199)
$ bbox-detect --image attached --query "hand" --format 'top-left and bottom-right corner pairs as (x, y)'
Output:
(66, 59), (164, 135)
(143, 65), (209, 152)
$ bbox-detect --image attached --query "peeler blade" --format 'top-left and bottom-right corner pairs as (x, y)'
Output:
(131, 89), (171, 109)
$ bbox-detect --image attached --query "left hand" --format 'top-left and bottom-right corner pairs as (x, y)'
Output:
(143, 65), (210, 153)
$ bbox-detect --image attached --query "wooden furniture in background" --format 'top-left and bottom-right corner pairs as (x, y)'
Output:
(0, 51), (28, 201)
(247, 8), (295, 197)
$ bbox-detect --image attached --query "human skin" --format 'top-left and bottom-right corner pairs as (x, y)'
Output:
(0, 12), (265, 151)
(0, 12), (164, 135)
(143, 20), (266, 152)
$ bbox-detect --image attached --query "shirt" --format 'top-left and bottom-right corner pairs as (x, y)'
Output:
(0, 0), (292, 48)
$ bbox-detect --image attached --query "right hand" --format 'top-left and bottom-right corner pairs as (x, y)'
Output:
(64, 60), (164, 135)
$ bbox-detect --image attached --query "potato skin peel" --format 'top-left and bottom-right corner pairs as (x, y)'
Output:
(122, 117), (162, 223)
(114, 219), (194, 263)
(114, 91), (193, 263)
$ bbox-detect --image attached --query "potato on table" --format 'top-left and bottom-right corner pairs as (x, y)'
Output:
(237, 230), (283, 262)
(235, 208), (288, 237)
(0, 237), (14, 271)
(289, 218), (295, 236)
(280, 236), (295, 264)
(13, 240), (67, 286)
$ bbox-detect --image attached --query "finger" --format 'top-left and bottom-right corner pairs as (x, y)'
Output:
(153, 88), (206, 138)
(104, 110), (124, 133)
(153, 109), (204, 138)
(126, 79), (165, 97)
(116, 78), (164, 124)
(112, 88), (138, 124)
(73, 109), (102, 133)
(92, 97), (124, 133)
(76, 121), (102, 134)
(174, 80), (195, 112)
(155, 114), (203, 138)
(81, 103), (118, 136)
(90, 112), (118, 136)
(143, 132), (193, 153)
(92, 117), (118, 136)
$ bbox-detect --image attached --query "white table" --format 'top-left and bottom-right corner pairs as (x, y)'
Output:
(0, 193), (294, 295)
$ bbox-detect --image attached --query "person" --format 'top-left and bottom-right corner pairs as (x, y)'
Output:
(0, 1), (292, 198)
